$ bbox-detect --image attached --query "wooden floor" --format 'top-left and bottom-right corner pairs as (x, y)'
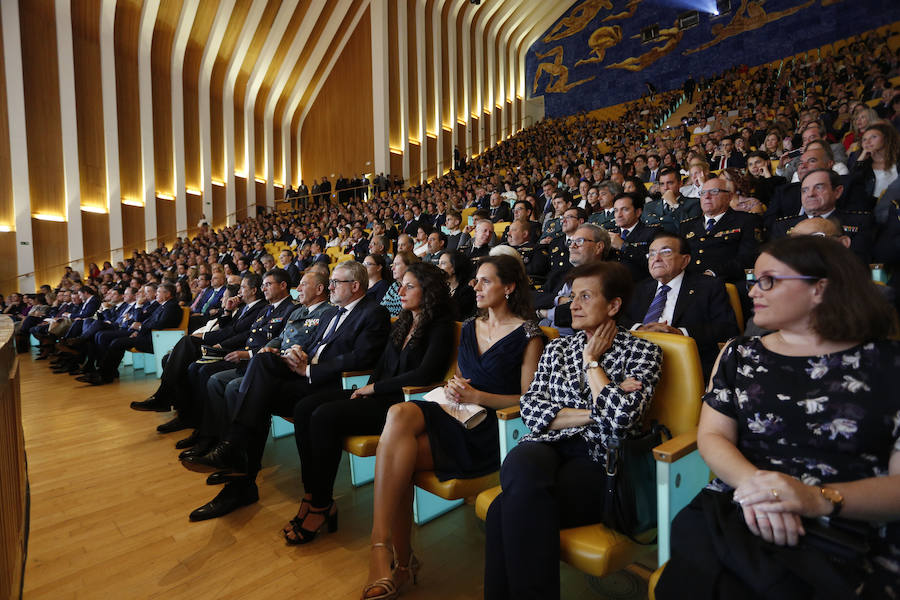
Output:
(19, 351), (644, 600)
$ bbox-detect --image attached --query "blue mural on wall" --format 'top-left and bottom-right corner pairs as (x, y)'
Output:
(527, 0), (900, 118)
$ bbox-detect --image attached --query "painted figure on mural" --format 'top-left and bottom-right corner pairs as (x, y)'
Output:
(543, 0), (613, 43)
(575, 26), (624, 66)
(606, 21), (683, 72)
(533, 47), (596, 94)
(684, 0), (817, 55)
(602, 0), (643, 22)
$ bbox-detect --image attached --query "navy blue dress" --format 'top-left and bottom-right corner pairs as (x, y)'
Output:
(413, 318), (544, 480)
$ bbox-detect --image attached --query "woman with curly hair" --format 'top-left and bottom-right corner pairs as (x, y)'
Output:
(281, 262), (456, 545)
(849, 120), (900, 223)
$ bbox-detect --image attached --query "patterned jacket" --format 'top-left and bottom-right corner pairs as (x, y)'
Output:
(520, 328), (662, 463)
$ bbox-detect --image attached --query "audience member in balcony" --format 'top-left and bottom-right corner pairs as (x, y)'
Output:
(484, 261), (662, 600)
(361, 255), (544, 600)
(281, 262), (455, 545)
(656, 236), (900, 600)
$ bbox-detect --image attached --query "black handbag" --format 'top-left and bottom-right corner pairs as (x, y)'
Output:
(601, 423), (671, 538)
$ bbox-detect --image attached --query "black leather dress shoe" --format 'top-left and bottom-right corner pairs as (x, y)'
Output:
(156, 417), (190, 434)
(188, 481), (258, 522)
(178, 437), (214, 460)
(85, 372), (113, 386)
(174, 430), (200, 449)
(180, 441), (248, 476)
(130, 396), (171, 412)
(206, 470), (233, 485)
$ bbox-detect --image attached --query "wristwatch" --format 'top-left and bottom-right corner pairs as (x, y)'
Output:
(820, 486), (844, 516)
(585, 360), (600, 370)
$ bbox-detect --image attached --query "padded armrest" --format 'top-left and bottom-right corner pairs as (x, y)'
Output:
(342, 370), (374, 378)
(652, 431), (698, 463)
(497, 405), (521, 420)
(402, 383), (442, 395)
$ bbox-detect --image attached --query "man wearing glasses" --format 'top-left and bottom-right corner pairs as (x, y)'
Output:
(181, 261), (389, 521)
(770, 169), (873, 263)
(680, 177), (762, 283)
(623, 231), (738, 377)
(536, 224), (611, 335)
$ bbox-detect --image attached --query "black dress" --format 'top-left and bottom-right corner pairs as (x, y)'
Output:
(657, 336), (900, 600)
(450, 284), (476, 320)
(412, 318), (543, 480)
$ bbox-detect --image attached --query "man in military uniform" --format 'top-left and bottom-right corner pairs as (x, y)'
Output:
(129, 274), (267, 415)
(507, 220), (549, 287)
(542, 206), (584, 281)
(642, 168), (701, 233)
(770, 169), (874, 263)
(499, 199), (542, 243)
(156, 269), (296, 437)
(680, 178), (762, 283)
(587, 181), (622, 230)
(178, 270), (332, 464)
(610, 192), (659, 282)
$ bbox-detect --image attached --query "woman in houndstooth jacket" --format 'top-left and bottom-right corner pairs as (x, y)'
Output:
(484, 261), (662, 600)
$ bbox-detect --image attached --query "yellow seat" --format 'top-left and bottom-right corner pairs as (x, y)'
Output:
(724, 283), (744, 334)
(476, 331), (705, 578)
(461, 207), (477, 226)
(414, 471), (500, 500)
(343, 435), (380, 456)
(493, 221), (511, 238)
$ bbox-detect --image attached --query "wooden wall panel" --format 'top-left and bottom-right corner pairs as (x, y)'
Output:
(234, 174), (247, 220)
(184, 2), (217, 191)
(0, 235), (15, 294)
(471, 115), (479, 155)
(253, 115), (264, 178)
(81, 212), (110, 267)
(210, 0), (252, 181)
(186, 192), (202, 236)
(72, 0), (107, 207)
(406, 0), (418, 140)
(20, 0), (65, 216)
(122, 203), (145, 255)
(482, 112), (490, 150)
(299, 8), (373, 187)
(426, 135), (436, 180)
(441, 130), (451, 174)
(156, 199), (176, 247)
(31, 220), (67, 289)
(496, 106), (502, 140)
(151, 1), (182, 196)
(409, 142), (420, 183)
(255, 180), (265, 207)
(424, 0), (434, 134)
(211, 183), (225, 227)
(390, 152), (402, 179)
(388, 0), (400, 147)
(114, 1), (142, 200)
(273, 121), (282, 184)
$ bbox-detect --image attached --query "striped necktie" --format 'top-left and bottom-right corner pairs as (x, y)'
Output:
(705, 218), (716, 232)
(642, 284), (671, 324)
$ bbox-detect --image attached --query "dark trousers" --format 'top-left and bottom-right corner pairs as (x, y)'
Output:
(201, 369), (242, 439)
(228, 352), (336, 479)
(183, 359), (237, 427)
(89, 328), (131, 363)
(294, 389), (399, 506)
(98, 334), (152, 379)
(155, 335), (203, 402)
(484, 439), (610, 600)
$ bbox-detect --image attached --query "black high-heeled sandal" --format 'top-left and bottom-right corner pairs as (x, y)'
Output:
(281, 498), (311, 537)
(284, 501), (337, 545)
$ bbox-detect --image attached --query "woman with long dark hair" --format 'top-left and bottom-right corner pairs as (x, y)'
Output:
(281, 262), (456, 546)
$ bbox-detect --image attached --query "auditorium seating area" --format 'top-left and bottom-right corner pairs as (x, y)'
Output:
(6, 19), (900, 600)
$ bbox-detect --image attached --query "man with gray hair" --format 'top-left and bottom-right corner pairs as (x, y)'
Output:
(587, 180), (622, 230)
(181, 260), (390, 521)
(535, 223), (610, 335)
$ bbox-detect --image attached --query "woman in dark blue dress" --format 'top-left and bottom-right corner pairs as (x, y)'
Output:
(361, 255), (545, 600)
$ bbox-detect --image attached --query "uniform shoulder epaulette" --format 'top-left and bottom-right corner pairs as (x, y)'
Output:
(680, 216), (700, 224)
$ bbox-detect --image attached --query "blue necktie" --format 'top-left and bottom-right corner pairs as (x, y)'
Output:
(705, 218), (716, 232)
(643, 284), (671, 324)
(309, 308), (347, 357)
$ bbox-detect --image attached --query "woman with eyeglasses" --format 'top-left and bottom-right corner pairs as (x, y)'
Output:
(656, 236), (900, 600)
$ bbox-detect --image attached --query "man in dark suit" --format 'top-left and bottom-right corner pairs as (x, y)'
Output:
(129, 274), (266, 414)
(711, 136), (746, 170)
(188, 271), (227, 331)
(680, 178), (762, 283)
(642, 168), (701, 233)
(279, 249), (301, 287)
(623, 231), (739, 376)
(181, 261), (390, 520)
(769, 169), (874, 263)
(610, 192), (659, 282)
(488, 191), (512, 223)
(83, 283), (183, 385)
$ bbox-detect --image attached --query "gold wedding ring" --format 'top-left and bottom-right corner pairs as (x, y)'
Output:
(770, 488), (779, 500)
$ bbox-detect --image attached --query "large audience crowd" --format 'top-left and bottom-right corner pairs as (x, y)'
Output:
(3, 25), (900, 600)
